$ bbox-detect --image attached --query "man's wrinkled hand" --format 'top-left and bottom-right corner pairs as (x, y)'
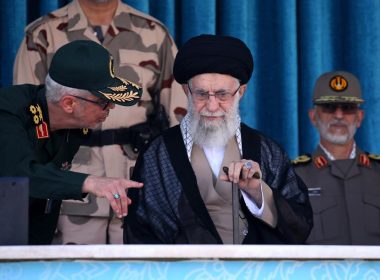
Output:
(82, 175), (143, 218)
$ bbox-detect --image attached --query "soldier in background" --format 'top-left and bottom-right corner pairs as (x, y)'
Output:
(13, 0), (187, 244)
(293, 71), (380, 245)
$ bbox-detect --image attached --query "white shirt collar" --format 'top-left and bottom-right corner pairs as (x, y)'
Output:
(319, 142), (356, 160)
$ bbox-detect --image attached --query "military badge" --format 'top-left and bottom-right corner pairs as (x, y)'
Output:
(109, 55), (115, 78)
(29, 104), (50, 139)
(330, 75), (348, 92)
(314, 155), (328, 169)
(292, 155), (311, 165)
(359, 153), (370, 167)
(368, 153), (380, 161)
(36, 121), (49, 139)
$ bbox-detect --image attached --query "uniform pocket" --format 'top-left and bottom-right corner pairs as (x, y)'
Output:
(308, 196), (341, 243)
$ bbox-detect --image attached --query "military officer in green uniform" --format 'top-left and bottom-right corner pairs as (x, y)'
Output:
(293, 70), (380, 245)
(0, 40), (143, 244)
(14, 0), (187, 245)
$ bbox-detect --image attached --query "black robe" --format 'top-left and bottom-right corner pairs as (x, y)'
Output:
(124, 124), (313, 244)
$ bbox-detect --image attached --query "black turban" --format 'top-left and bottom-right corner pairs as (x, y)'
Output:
(173, 34), (254, 84)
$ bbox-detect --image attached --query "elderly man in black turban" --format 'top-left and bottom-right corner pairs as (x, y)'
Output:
(124, 34), (313, 244)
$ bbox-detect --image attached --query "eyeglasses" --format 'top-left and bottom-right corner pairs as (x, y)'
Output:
(318, 103), (359, 114)
(187, 83), (240, 102)
(70, 95), (110, 110)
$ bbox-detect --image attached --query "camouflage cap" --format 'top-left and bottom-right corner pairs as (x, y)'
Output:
(313, 71), (364, 104)
(49, 40), (142, 106)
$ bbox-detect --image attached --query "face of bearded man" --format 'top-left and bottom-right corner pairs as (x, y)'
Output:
(188, 91), (240, 148)
(315, 113), (358, 145)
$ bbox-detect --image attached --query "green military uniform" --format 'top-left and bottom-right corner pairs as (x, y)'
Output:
(13, 0), (187, 244)
(3, 40), (141, 245)
(0, 84), (88, 244)
(293, 147), (380, 244)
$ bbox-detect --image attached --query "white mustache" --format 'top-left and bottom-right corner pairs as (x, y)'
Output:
(200, 111), (225, 117)
(328, 120), (348, 127)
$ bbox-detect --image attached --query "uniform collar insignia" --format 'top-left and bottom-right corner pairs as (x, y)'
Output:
(314, 155), (328, 169)
(36, 122), (49, 139)
(29, 104), (50, 139)
(358, 153), (370, 168)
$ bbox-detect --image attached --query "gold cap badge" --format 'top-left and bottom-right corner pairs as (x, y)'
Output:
(329, 75), (348, 92)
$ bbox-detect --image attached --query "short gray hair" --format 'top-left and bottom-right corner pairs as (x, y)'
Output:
(45, 74), (92, 103)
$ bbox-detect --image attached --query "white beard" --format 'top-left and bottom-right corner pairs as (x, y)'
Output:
(188, 94), (240, 148)
(90, 0), (112, 3)
(316, 116), (357, 145)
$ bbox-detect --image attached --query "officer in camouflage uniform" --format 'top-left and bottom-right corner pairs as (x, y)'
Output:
(13, 0), (187, 244)
(293, 71), (380, 245)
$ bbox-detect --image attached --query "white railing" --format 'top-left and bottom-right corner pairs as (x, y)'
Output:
(1, 245), (379, 261)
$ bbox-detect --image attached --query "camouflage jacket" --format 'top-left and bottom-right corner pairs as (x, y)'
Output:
(14, 0), (187, 217)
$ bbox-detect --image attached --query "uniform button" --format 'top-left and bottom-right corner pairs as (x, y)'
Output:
(242, 229), (248, 236)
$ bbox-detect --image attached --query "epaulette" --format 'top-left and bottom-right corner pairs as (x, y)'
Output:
(368, 153), (380, 161)
(292, 154), (311, 165)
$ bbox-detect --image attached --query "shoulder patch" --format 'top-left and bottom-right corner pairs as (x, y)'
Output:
(292, 154), (311, 165)
(368, 153), (380, 161)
